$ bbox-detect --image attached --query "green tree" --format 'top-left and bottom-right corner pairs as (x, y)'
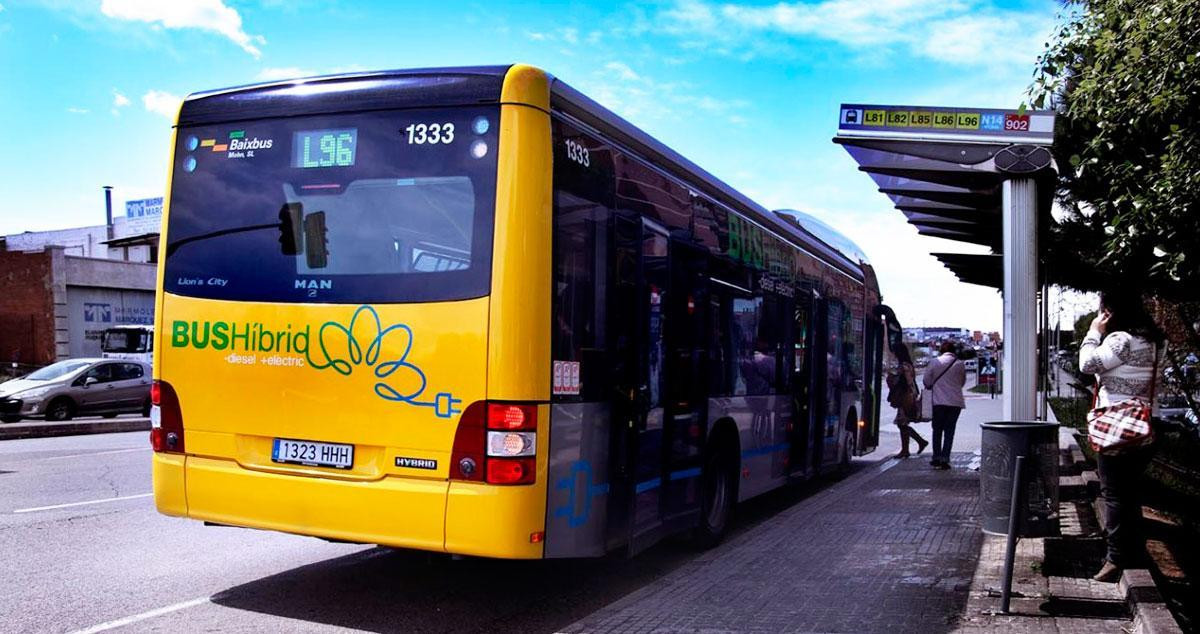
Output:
(1032, 0), (1200, 417)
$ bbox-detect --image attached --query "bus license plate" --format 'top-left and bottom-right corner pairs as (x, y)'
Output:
(271, 438), (354, 470)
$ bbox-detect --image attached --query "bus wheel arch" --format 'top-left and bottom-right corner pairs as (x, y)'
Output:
(694, 418), (740, 548)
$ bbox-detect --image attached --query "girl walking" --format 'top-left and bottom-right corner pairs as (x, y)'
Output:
(886, 344), (928, 458)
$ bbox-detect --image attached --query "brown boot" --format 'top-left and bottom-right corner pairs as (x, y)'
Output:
(1092, 561), (1122, 583)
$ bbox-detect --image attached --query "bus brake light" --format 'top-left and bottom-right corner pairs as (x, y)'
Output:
(486, 457), (535, 485)
(452, 401), (539, 485)
(149, 380), (185, 454)
(487, 403), (536, 430)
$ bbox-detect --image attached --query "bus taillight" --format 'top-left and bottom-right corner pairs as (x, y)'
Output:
(450, 401), (538, 485)
(485, 457), (535, 485)
(487, 403), (536, 430)
(149, 380), (185, 454)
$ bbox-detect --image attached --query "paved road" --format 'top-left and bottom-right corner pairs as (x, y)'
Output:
(0, 432), (885, 633)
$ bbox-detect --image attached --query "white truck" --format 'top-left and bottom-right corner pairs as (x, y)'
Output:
(100, 324), (154, 365)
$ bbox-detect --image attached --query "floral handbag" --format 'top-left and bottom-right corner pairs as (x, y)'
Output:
(1087, 348), (1158, 454)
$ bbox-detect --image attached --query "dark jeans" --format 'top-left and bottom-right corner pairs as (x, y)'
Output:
(931, 405), (962, 464)
(1097, 446), (1155, 566)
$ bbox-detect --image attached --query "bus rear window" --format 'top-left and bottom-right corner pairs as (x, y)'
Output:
(164, 106), (499, 303)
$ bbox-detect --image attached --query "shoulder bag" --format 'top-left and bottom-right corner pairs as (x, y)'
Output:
(1087, 345), (1159, 454)
(915, 357), (956, 422)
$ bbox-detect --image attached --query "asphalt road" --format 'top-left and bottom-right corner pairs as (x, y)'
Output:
(0, 432), (877, 633)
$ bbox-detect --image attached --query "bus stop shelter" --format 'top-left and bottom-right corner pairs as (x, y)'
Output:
(833, 105), (1056, 420)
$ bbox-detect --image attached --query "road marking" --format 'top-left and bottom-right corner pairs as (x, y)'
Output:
(41, 448), (149, 461)
(13, 493), (152, 513)
(68, 597), (211, 634)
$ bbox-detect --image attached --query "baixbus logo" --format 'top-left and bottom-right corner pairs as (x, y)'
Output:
(228, 130), (273, 150)
(198, 130), (275, 156)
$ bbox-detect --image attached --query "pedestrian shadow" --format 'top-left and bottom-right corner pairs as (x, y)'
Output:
(209, 464), (865, 633)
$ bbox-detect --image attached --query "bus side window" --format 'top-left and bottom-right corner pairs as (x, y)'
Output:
(551, 118), (614, 401)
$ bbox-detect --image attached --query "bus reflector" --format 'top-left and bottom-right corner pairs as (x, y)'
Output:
(530, 531), (544, 543)
(149, 380), (185, 454)
(486, 457), (534, 485)
(487, 403), (536, 430)
(450, 401), (487, 482)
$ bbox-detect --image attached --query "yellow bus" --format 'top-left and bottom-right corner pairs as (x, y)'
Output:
(152, 65), (886, 559)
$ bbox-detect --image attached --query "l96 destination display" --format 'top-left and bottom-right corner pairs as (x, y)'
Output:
(293, 128), (357, 168)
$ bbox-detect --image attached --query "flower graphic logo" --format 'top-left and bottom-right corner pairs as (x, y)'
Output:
(305, 305), (461, 418)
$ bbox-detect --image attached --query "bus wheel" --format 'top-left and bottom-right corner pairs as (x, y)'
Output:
(693, 440), (737, 548)
(45, 398), (75, 422)
(837, 430), (856, 477)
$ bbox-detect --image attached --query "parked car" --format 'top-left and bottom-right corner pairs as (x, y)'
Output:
(963, 359), (978, 372)
(0, 358), (152, 423)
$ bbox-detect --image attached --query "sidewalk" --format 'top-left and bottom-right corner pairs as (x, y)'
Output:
(0, 416), (150, 440)
(564, 437), (1138, 633)
(565, 454), (985, 633)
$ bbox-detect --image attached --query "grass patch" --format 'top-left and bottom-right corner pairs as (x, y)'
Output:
(969, 383), (1001, 394)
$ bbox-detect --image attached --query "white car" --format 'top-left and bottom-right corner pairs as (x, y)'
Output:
(963, 359), (978, 371)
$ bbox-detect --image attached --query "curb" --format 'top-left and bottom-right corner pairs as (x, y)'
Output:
(0, 418), (151, 441)
(1063, 434), (1185, 634)
(1120, 569), (1183, 634)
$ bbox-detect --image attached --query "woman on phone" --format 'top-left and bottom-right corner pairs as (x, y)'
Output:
(1080, 290), (1165, 582)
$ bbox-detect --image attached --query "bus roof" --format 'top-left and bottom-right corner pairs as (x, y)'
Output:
(177, 64), (867, 281)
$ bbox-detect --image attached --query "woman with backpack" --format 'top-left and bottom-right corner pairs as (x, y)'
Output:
(886, 344), (928, 458)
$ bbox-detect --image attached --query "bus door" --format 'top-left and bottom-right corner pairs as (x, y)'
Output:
(861, 311), (884, 454)
(788, 290), (816, 477)
(605, 214), (669, 552)
(820, 299), (846, 465)
(808, 295), (831, 471)
(659, 234), (709, 527)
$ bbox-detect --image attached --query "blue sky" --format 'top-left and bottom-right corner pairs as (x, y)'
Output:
(0, 0), (1066, 331)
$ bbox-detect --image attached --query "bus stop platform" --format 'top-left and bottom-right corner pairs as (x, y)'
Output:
(563, 405), (1133, 633)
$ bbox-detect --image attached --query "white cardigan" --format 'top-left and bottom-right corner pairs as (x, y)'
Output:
(1078, 328), (1160, 407)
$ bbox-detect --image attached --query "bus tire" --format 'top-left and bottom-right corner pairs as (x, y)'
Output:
(693, 433), (738, 549)
(45, 397), (75, 422)
(836, 410), (857, 478)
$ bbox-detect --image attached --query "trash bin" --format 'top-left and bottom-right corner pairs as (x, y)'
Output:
(979, 421), (1060, 537)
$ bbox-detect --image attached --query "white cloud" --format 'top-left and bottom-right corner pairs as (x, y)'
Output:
(659, 0), (1052, 68)
(142, 89), (182, 120)
(100, 0), (265, 58)
(66, 107), (89, 114)
(604, 61), (641, 82)
(255, 66), (315, 81)
(111, 90), (131, 116)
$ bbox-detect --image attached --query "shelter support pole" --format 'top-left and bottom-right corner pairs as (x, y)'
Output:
(1002, 178), (1037, 421)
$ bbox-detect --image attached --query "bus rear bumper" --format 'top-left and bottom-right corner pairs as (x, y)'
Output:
(155, 455), (549, 558)
(444, 481), (546, 559)
(180, 455), (448, 552)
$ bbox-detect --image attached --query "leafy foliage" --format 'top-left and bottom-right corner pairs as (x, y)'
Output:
(1032, 0), (1200, 418)
(1030, 0), (1198, 294)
